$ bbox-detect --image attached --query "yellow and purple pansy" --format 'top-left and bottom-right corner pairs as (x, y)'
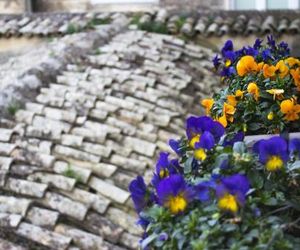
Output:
(156, 175), (194, 214)
(216, 174), (250, 213)
(152, 152), (180, 187)
(186, 116), (225, 160)
(253, 137), (289, 172)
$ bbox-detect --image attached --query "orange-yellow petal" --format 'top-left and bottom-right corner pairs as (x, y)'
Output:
(257, 62), (264, 71)
(263, 64), (276, 78)
(217, 114), (227, 127)
(285, 57), (300, 68)
(235, 90), (244, 99)
(247, 82), (260, 101)
(223, 102), (236, 115)
(290, 68), (300, 87)
(227, 95), (237, 107)
(280, 99), (294, 114)
(201, 98), (214, 115)
(280, 99), (300, 121)
(276, 60), (289, 78)
(236, 55), (258, 77)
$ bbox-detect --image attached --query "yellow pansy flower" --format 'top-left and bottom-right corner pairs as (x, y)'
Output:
(290, 68), (300, 91)
(280, 99), (300, 121)
(236, 55), (258, 77)
(247, 82), (260, 101)
(275, 60), (289, 78)
(263, 64), (276, 78)
(201, 98), (214, 115)
(284, 57), (300, 67)
(217, 102), (236, 127)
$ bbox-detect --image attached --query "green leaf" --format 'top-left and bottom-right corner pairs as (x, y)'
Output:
(184, 156), (194, 174)
(141, 233), (158, 249)
(288, 161), (300, 172)
(263, 197), (278, 206)
(214, 153), (229, 169)
(247, 123), (261, 131)
(223, 223), (237, 232)
(233, 142), (246, 154)
(248, 170), (264, 189)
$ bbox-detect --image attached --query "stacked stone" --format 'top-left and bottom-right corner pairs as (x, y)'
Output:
(0, 10), (300, 38)
(0, 12), (118, 37)
(0, 28), (220, 249)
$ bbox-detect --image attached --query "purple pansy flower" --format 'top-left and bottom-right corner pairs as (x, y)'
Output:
(253, 136), (288, 172)
(156, 175), (194, 214)
(216, 174), (250, 213)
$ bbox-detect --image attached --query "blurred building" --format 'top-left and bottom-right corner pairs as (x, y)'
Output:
(1, 0), (300, 13)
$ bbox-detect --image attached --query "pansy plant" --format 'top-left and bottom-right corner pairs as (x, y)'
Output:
(203, 37), (300, 134)
(128, 36), (300, 250)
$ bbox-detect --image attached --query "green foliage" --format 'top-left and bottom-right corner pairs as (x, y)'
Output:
(138, 21), (169, 34)
(63, 166), (82, 182)
(87, 17), (112, 28)
(66, 23), (81, 34)
(130, 13), (142, 25)
(7, 100), (21, 116)
(143, 205), (300, 250)
(94, 48), (102, 55)
(175, 16), (186, 31)
(136, 138), (300, 249)
(206, 39), (300, 135)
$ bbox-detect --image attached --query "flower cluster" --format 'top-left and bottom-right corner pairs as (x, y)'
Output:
(129, 115), (300, 249)
(203, 36), (300, 134)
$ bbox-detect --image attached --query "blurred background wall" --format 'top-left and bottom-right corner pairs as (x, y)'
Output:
(1, 0), (300, 13)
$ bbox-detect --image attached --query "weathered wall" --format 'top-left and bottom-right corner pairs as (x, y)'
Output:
(33, 0), (88, 12)
(160, 0), (224, 10)
(0, 0), (27, 13)
(34, 0), (159, 12)
(32, 0), (224, 13)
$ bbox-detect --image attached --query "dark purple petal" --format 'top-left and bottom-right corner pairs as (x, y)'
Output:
(256, 137), (288, 164)
(213, 54), (221, 69)
(137, 217), (150, 230)
(253, 38), (263, 50)
(262, 49), (272, 61)
(129, 176), (148, 213)
(267, 35), (276, 48)
(221, 40), (234, 56)
(156, 152), (169, 173)
(220, 66), (236, 77)
(216, 174), (250, 205)
(169, 139), (182, 156)
(289, 138), (300, 158)
(223, 51), (236, 63)
(210, 121), (225, 141)
(156, 175), (193, 205)
(195, 179), (216, 202)
(186, 116), (214, 139)
(196, 131), (215, 150)
(223, 132), (244, 147)
(245, 46), (258, 57)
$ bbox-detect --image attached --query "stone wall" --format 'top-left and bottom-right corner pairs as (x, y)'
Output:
(34, 0), (159, 12)
(33, 0), (88, 12)
(0, 0), (27, 13)
(31, 0), (224, 13)
(160, 0), (224, 10)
